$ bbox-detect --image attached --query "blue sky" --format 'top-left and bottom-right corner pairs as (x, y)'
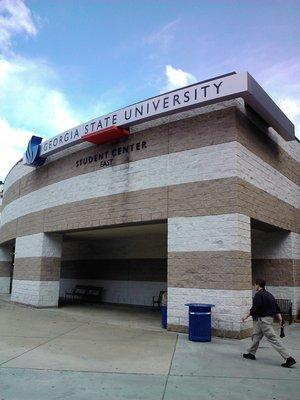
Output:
(0, 0), (300, 180)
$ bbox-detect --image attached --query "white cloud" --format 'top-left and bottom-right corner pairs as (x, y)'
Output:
(257, 61), (300, 139)
(144, 19), (180, 49)
(0, 0), (38, 54)
(0, 117), (33, 180)
(165, 64), (197, 91)
(277, 97), (300, 139)
(0, 56), (82, 179)
(0, 1), (102, 182)
(277, 98), (300, 121)
(0, 56), (79, 136)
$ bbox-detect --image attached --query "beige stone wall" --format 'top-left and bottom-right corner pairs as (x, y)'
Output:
(252, 259), (297, 287)
(235, 110), (299, 185)
(167, 214), (253, 338)
(251, 229), (300, 317)
(2, 108), (237, 206)
(0, 177), (298, 245)
(2, 106), (299, 209)
(11, 233), (62, 307)
(0, 100), (298, 336)
(1, 137), (299, 245)
(168, 251), (251, 290)
(13, 257), (61, 281)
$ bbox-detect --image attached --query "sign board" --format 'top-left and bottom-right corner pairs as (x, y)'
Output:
(23, 71), (295, 166)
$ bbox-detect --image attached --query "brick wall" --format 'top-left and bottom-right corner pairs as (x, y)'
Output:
(0, 99), (298, 337)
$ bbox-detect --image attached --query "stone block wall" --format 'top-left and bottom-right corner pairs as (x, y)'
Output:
(252, 229), (300, 317)
(11, 233), (62, 307)
(0, 100), (298, 338)
(167, 214), (253, 338)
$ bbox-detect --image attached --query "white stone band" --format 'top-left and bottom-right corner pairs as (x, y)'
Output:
(3, 162), (32, 194)
(168, 214), (250, 252)
(15, 233), (62, 259)
(1, 142), (299, 225)
(11, 280), (60, 307)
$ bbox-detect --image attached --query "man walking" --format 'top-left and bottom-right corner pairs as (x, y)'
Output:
(242, 279), (296, 368)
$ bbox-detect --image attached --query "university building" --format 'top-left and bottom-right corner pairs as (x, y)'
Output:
(0, 72), (299, 338)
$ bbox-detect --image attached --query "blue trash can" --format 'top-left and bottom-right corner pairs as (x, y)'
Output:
(185, 303), (215, 342)
(161, 306), (167, 329)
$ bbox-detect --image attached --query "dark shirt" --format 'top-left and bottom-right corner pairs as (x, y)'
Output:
(250, 289), (281, 318)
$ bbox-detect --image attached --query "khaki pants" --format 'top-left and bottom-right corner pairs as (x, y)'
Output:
(247, 317), (290, 360)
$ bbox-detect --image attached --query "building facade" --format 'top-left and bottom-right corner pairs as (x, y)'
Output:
(0, 73), (299, 339)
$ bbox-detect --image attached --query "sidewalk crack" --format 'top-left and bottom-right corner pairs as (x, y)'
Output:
(0, 322), (87, 367)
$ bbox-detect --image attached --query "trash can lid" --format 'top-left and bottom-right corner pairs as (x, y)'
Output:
(185, 303), (215, 307)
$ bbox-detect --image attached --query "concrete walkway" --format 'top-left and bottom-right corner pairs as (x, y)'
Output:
(0, 298), (299, 399)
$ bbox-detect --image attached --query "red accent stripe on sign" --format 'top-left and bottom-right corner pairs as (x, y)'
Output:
(82, 126), (129, 144)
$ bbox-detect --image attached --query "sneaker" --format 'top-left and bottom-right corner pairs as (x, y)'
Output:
(281, 357), (296, 368)
(243, 353), (256, 360)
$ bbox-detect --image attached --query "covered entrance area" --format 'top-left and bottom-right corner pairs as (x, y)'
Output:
(59, 221), (167, 324)
(251, 219), (298, 320)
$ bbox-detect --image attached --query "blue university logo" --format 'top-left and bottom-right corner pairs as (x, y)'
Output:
(24, 136), (46, 166)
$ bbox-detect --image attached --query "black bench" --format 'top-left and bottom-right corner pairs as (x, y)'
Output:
(65, 285), (103, 303)
(152, 290), (165, 311)
(276, 298), (293, 325)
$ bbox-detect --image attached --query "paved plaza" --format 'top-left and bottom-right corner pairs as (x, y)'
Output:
(0, 297), (299, 400)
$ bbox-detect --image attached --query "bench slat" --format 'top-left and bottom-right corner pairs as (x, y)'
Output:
(65, 285), (103, 303)
(275, 298), (293, 325)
